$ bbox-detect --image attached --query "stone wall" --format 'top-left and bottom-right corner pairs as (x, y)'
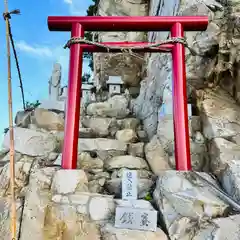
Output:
(133, 0), (240, 138)
(94, 0), (149, 87)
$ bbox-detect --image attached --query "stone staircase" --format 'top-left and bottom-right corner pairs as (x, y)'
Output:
(1, 92), (240, 239)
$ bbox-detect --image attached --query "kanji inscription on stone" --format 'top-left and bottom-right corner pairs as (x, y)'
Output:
(122, 170), (138, 200)
(115, 206), (157, 231)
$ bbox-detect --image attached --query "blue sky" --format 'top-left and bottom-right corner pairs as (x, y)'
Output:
(0, 0), (93, 144)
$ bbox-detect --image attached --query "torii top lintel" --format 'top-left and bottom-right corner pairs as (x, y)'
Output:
(47, 16), (208, 32)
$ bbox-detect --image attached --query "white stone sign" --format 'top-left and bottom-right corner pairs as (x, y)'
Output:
(122, 170), (138, 200)
(115, 206), (157, 231)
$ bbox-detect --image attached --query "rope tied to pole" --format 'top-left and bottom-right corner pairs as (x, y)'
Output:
(3, 8), (26, 111)
(3, 8), (20, 20)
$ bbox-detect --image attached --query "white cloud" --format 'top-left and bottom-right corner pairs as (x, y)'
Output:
(16, 41), (53, 57)
(16, 41), (91, 85)
(63, 0), (88, 15)
(63, 0), (72, 4)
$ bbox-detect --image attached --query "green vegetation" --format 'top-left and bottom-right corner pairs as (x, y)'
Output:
(25, 100), (41, 109)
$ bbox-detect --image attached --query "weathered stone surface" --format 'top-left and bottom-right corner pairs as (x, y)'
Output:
(156, 116), (207, 171)
(79, 128), (96, 138)
(0, 198), (23, 240)
(133, 0), (225, 137)
(145, 135), (171, 174)
(89, 196), (115, 221)
(88, 179), (105, 193)
(118, 118), (140, 130)
(153, 170), (230, 239)
(43, 204), (101, 239)
(193, 215), (240, 239)
(77, 152), (104, 171)
(128, 142), (145, 158)
(78, 138), (127, 161)
(87, 95), (130, 119)
(20, 167), (57, 240)
(82, 116), (119, 137)
(95, 0), (148, 87)
(169, 139), (207, 171)
(33, 108), (65, 131)
(137, 130), (148, 142)
(0, 155), (34, 197)
(199, 88), (240, 143)
(0, 151), (22, 165)
(104, 155), (149, 171)
(157, 116), (203, 151)
(115, 129), (138, 143)
(15, 110), (31, 128)
(208, 137), (240, 177)
(2, 127), (57, 156)
(51, 170), (89, 194)
(221, 160), (240, 203)
(88, 172), (111, 181)
(101, 223), (168, 240)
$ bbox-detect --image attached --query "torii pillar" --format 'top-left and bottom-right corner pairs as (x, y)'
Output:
(47, 16), (208, 171)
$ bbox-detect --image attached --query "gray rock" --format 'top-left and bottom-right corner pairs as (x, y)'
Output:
(118, 118), (140, 130)
(154, 170), (230, 239)
(115, 129), (138, 143)
(101, 223), (168, 240)
(78, 138), (127, 161)
(145, 135), (171, 174)
(15, 110), (31, 128)
(33, 108), (64, 131)
(87, 95), (130, 119)
(104, 155), (149, 171)
(2, 127), (57, 157)
(199, 88), (240, 143)
(128, 142), (145, 158)
(82, 116), (119, 137)
(208, 138), (240, 177)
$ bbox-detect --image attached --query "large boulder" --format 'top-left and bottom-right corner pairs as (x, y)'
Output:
(145, 135), (171, 174)
(2, 127), (57, 156)
(33, 108), (65, 131)
(87, 95), (130, 119)
(198, 88), (240, 143)
(94, 0), (149, 87)
(154, 170), (230, 239)
(132, 0), (231, 138)
(82, 116), (119, 137)
(78, 138), (127, 161)
(104, 155), (149, 171)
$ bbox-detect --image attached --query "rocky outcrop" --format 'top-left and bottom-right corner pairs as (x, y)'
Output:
(94, 0), (149, 87)
(2, 88), (240, 238)
(3, 0), (240, 239)
(133, 0), (240, 138)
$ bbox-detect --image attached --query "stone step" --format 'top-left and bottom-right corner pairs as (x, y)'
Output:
(79, 127), (97, 138)
(78, 138), (128, 161)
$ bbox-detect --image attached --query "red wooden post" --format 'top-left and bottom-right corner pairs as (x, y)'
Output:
(171, 23), (191, 170)
(62, 23), (84, 169)
(47, 16), (208, 171)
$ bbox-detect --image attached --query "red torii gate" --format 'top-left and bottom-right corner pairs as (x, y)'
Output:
(47, 16), (208, 171)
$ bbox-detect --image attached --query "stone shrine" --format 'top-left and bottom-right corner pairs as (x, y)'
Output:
(82, 82), (94, 105)
(106, 76), (124, 96)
